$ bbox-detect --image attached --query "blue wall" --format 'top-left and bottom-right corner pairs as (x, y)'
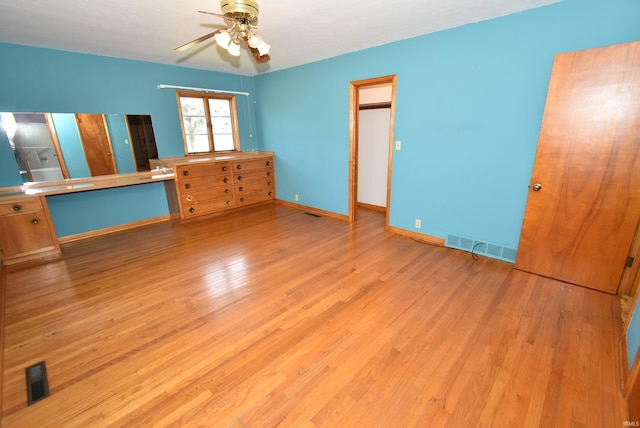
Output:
(0, 43), (259, 236)
(46, 183), (169, 237)
(254, 0), (640, 250)
(50, 113), (90, 178)
(106, 114), (137, 174)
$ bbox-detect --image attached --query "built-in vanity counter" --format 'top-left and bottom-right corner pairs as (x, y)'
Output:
(0, 169), (174, 265)
(0, 151), (275, 265)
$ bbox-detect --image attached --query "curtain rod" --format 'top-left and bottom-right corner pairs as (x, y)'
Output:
(157, 84), (249, 97)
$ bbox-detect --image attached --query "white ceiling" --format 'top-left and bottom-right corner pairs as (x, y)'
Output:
(0, 0), (562, 76)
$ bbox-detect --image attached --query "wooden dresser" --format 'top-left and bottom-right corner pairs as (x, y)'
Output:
(163, 152), (276, 220)
(0, 195), (61, 265)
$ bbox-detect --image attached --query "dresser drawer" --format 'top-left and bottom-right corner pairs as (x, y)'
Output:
(179, 186), (233, 203)
(181, 198), (235, 218)
(175, 162), (231, 179)
(235, 190), (275, 205)
(0, 198), (44, 216)
(233, 168), (274, 183)
(235, 179), (274, 194)
(177, 175), (232, 191)
(231, 158), (273, 173)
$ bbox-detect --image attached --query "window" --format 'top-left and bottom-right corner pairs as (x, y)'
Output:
(177, 91), (240, 154)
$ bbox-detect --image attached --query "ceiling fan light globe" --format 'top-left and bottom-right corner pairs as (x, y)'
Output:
(227, 41), (242, 57)
(257, 40), (270, 56)
(247, 31), (262, 48)
(214, 30), (231, 49)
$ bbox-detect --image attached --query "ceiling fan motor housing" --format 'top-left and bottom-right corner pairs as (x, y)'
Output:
(220, 0), (259, 17)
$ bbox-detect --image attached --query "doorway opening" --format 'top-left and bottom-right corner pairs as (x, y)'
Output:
(349, 75), (397, 226)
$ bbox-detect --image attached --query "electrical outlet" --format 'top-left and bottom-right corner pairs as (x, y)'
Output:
(415, 219), (422, 229)
(294, 194), (299, 201)
(395, 140), (402, 150)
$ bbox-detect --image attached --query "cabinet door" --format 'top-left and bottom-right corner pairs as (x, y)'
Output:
(515, 42), (640, 293)
(0, 213), (58, 259)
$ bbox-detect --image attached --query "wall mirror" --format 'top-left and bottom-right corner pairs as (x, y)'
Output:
(0, 112), (158, 184)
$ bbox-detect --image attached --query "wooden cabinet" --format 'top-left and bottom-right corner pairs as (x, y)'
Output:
(174, 161), (234, 219)
(232, 158), (275, 206)
(170, 153), (275, 220)
(0, 196), (61, 265)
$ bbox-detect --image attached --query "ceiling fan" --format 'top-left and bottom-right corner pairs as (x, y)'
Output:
(175, 0), (271, 64)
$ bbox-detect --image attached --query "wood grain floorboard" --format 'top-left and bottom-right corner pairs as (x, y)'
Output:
(0, 203), (629, 427)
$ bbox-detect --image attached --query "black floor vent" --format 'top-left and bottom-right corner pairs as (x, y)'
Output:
(26, 361), (50, 405)
(304, 212), (321, 217)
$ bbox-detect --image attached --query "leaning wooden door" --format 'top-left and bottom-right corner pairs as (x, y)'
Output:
(75, 114), (117, 176)
(515, 42), (640, 294)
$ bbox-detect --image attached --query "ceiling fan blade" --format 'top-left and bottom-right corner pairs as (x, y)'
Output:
(174, 30), (222, 52)
(249, 47), (270, 64)
(198, 10), (240, 23)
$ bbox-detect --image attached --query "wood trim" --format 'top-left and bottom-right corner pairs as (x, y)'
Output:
(622, 331), (630, 390)
(386, 77), (397, 230)
(45, 113), (70, 179)
(387, 225), (446, 246)
(625, 340), (640, 398)
(619, 220), (640, 296)
(349, 75), (397, 226)
(276, 199), (349, 222)
(228, 96), (242, 152)
(357, 202), (386, 213)
(58, 215), (171, 244)
(349, 82), (358, 223)
(176, 90), (242, 154)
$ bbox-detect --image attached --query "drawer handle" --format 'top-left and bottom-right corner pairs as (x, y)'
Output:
(183, 170), (189, 176)
(267, 171), (271, 177)
(223, 178), (229, 183)
(185, 183), (191, 189)
(236, 165), (242, 170)
(268, 191), (273, 196)
(238, 186), (244, 192)
(189, 207), (195, 213)
(12, 204), (22, 212)
(226, 200), (231, 205)
(32, 218), (39, 225)
(225, 189), (230, 194)
(222, 166), (228, 172)
(240, 197), (245, 203)
(186, 195), (193, 202)
(267, 181), (272, 186)
(237, 176), (243, 181)
(266, 161), (271, 166)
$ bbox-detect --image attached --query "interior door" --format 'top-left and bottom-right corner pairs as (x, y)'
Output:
(75, 114), (117, 176)
(515, 41), (640, 294)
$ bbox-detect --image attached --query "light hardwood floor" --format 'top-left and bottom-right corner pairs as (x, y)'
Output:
(1, 204), (629, 426)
